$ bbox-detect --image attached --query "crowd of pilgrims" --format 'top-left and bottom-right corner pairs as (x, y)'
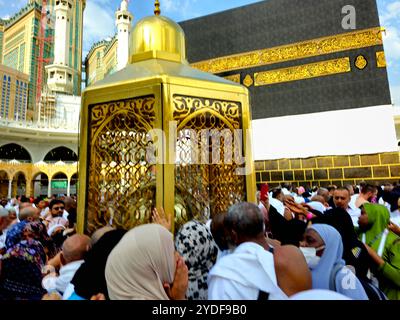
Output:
(0, 181), (400, 300)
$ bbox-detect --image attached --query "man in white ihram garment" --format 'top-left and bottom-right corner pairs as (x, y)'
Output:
(207, 202), (287, 300)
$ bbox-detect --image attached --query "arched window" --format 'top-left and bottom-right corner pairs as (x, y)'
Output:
(44, 146), (77, 162)
(0, 143), (32, 162)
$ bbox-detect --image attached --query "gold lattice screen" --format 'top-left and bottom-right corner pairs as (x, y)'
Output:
(173, 95), (246, 229)
(87, 96), (156, 233)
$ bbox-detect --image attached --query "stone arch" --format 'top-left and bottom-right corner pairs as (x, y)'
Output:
(11, 171), (27, 197)
(50, 172), (69, 196)
(31, 172), (49, 198)
(44, 146), (78, 162)
(69, 172), (78, 196)
(0, 143), (32, 162)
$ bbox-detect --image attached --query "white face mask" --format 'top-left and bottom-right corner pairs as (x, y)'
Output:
(300, 246), (325, 269)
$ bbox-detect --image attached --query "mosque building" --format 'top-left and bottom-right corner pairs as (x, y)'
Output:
(85, 0), (132, 86)
(0, 0), (85, 198)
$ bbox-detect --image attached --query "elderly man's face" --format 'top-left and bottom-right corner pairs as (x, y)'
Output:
(333, 190), (350, 209)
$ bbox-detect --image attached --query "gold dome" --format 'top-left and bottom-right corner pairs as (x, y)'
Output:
(129, 15), (187, 64)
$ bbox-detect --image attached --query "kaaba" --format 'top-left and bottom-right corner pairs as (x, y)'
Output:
(180, 0), (391, 119)
(179, 0), (397, 169)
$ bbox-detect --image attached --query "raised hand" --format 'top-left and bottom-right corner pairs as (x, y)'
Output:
(163, 252), (188, 300)
(152, 207), (172, 231)
(388, 221), (400, 237)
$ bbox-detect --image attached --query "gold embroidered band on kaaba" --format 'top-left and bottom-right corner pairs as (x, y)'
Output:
(192, 27), (383, 74)
(223, 74), (241, 83)
(254, 57), (351, 87)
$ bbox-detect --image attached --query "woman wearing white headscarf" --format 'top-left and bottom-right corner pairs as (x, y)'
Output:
(301, 224), (368, 300)
(105, 224), (188, 300)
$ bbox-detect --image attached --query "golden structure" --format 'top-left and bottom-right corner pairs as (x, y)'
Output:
(78, 3), (256, 235)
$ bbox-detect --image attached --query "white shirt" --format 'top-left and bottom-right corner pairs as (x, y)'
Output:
(269, 198), (285, 216)
(349, 194), (358, 209)
(346, 204), (361, 227)
(307, 201), (326, 213)
(42, 260), (84, 294)
(390, 210), (400, 227)
(208, 242), (287, 300)
(0, 229), (7, 250)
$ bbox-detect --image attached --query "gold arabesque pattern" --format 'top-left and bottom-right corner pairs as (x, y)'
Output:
(376, 51), (387, 68)
(254, 57), (351, 87)
(243, 74), (253, 87)
(87, 96), (157, 233)
(355, 55), (368, 70)
(173, 95), (245, 230)
(223, 74), (241, 83)
(191, 27), (383, 74)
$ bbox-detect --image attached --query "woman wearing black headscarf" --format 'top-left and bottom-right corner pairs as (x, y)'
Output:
(311, 207), (371, 279)
(66, 229), (126, 300)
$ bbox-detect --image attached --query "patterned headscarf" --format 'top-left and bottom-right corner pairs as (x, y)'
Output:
(5, 220), (29, 249)
(0, 239), (47, 300)
(175, 220), (218, 300)
(24, 221), (57, 258)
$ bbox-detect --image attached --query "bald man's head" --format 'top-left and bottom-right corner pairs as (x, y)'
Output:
(63, 196), (76, 211)
(19, 202), (32, 211)
(317, 188), (330, 203)
(19, 206), (40, 221)
(310, 195), (326, 205)
(61, 234), (91, 264)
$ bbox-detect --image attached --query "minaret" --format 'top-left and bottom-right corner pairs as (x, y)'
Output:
(45, 0), (75, 94)
(115, 0), (133, 71)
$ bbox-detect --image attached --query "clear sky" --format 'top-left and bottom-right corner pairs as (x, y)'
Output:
(0, 0), (399, 106)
